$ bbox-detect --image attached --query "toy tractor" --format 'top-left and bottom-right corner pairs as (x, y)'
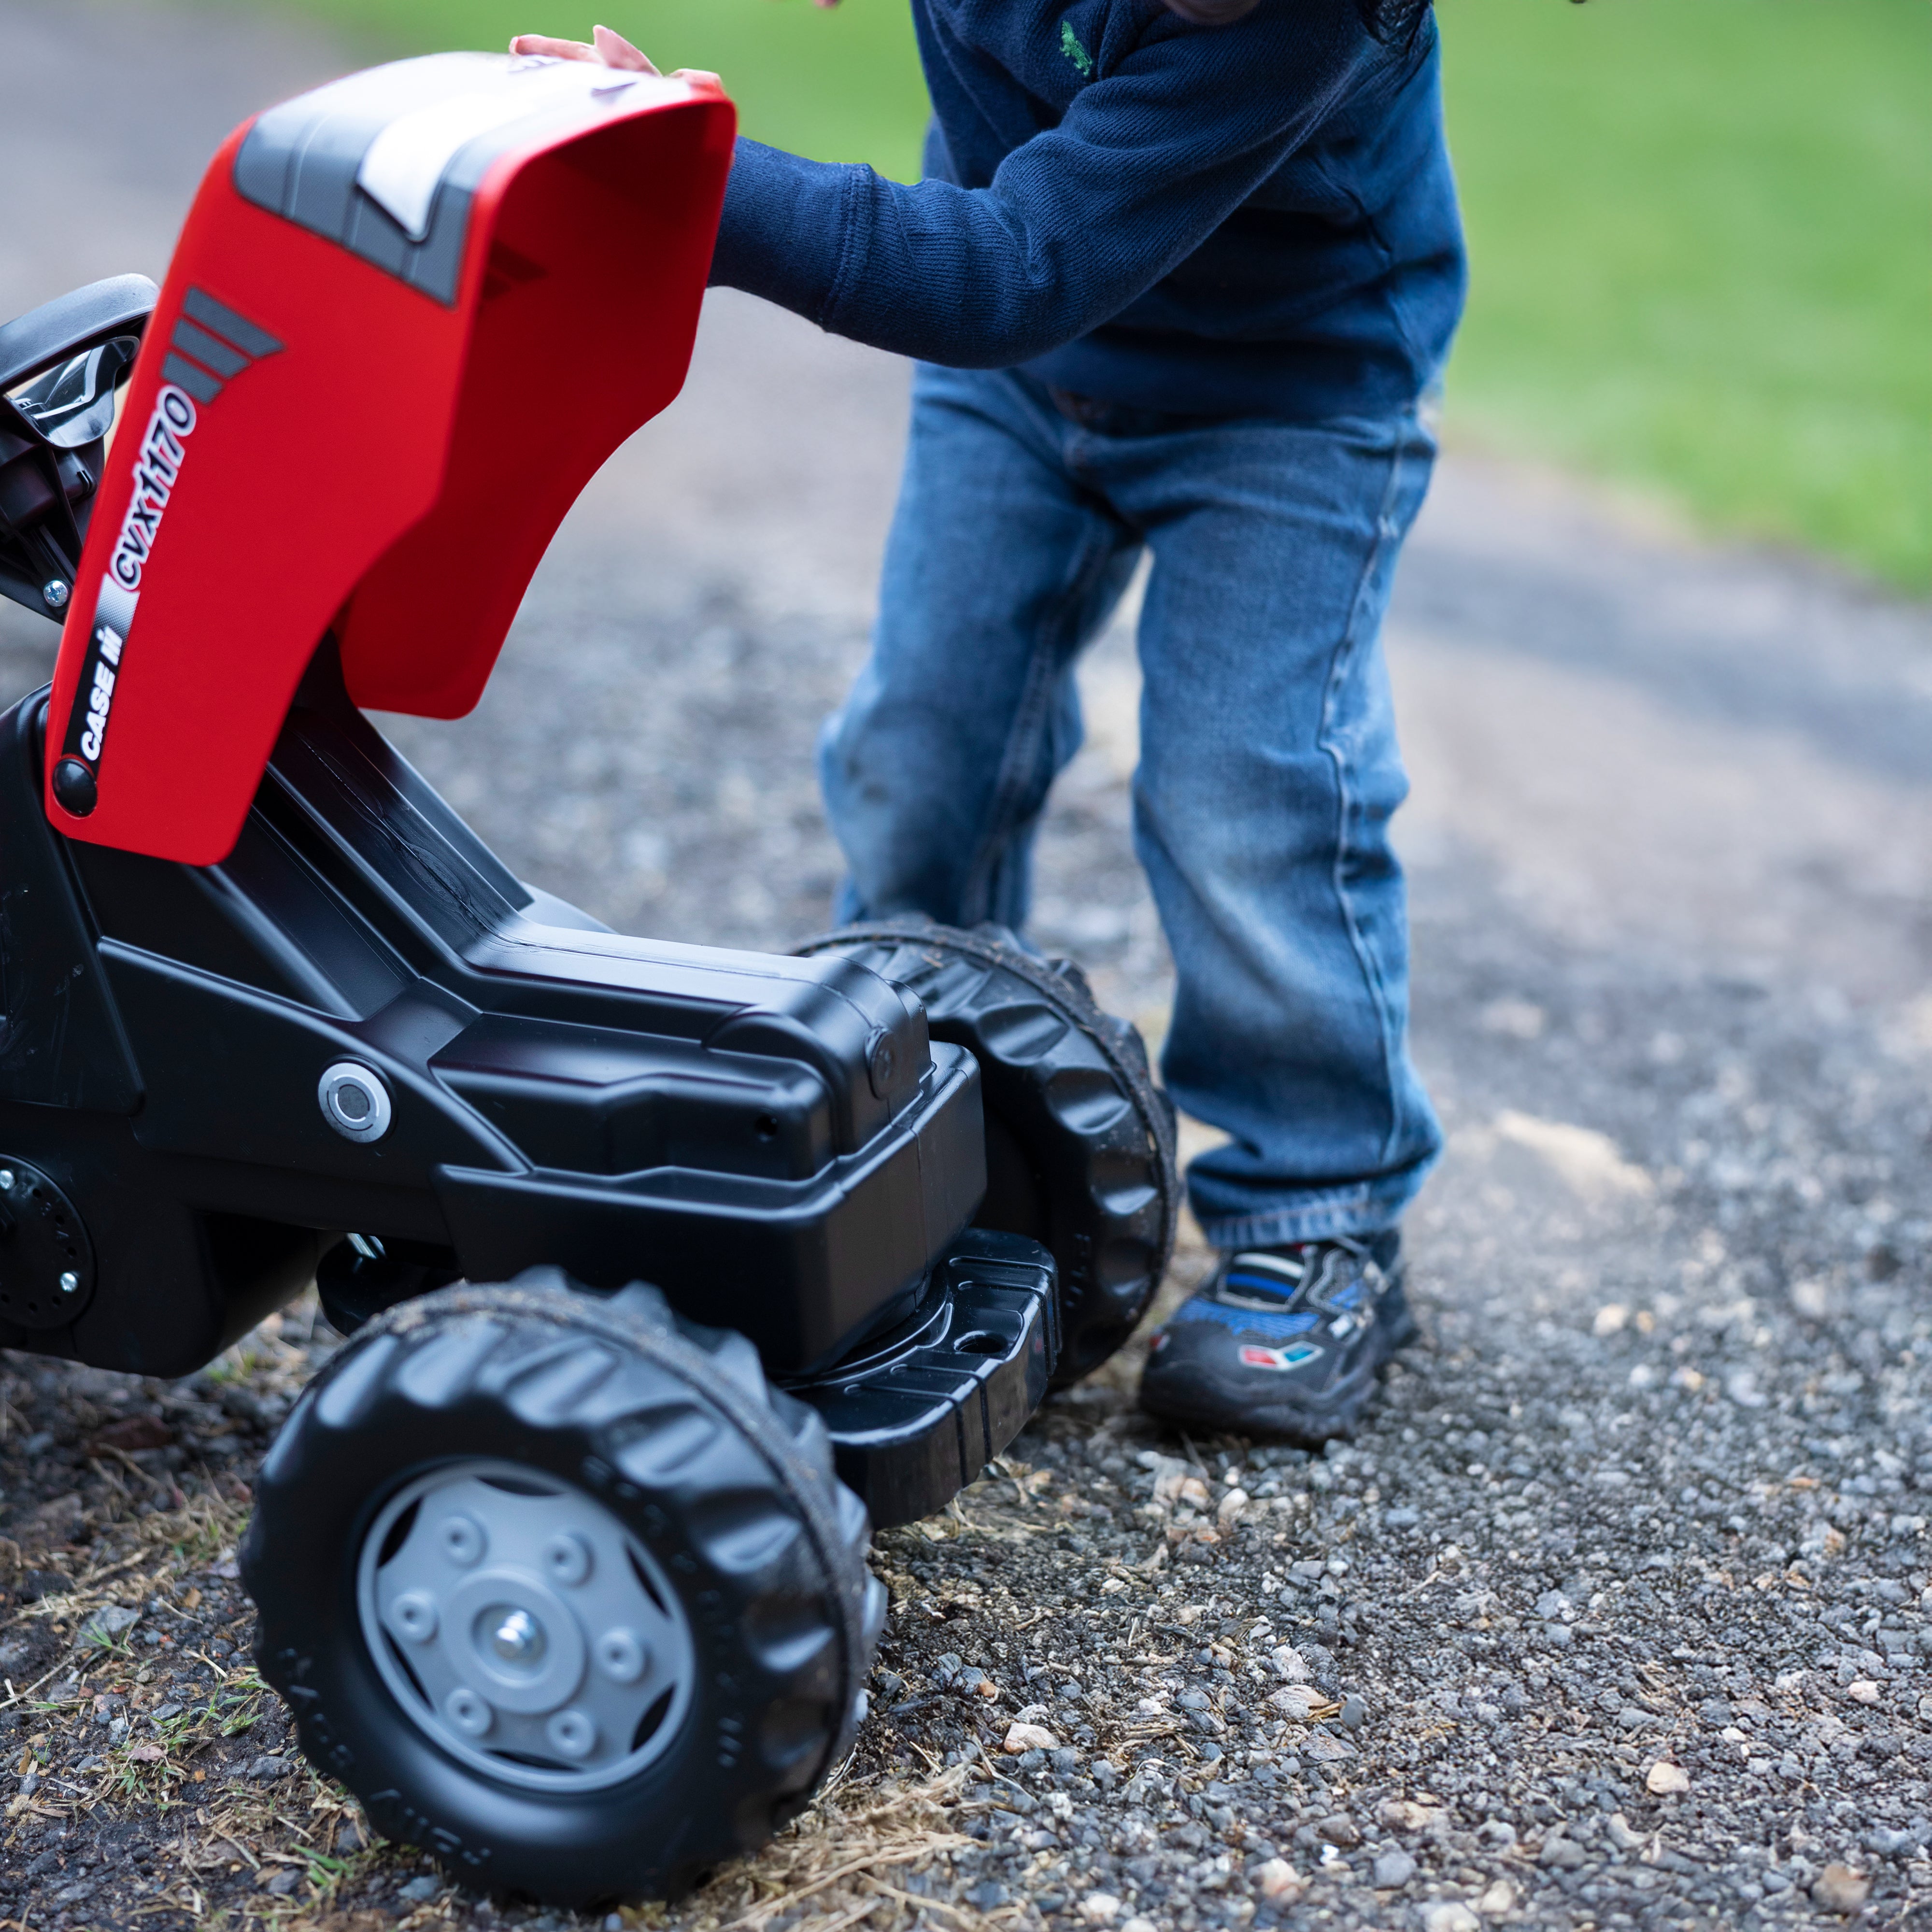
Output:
(0, 51), (1179, 1904)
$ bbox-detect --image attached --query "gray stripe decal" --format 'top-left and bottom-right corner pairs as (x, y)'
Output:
(160, 352), (224, 404)
(170, 318), (249, 380)
(181, 286), (284, 359)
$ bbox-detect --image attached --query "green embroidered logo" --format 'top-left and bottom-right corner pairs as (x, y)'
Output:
(1059, 19), (1094, 78)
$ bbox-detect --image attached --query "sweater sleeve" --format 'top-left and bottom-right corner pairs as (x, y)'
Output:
(706, 5), (1372, 368)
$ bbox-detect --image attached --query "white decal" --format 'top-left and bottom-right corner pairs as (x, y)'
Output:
(108, 383), (198, 593)
(77, 630), (123, 761)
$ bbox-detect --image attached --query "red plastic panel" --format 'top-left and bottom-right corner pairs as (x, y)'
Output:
(46, 71), (733, 864)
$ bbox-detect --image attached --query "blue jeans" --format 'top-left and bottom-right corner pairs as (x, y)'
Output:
(819, 363), (1442, 1247)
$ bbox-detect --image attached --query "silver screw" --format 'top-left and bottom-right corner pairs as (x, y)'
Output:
(489, 1606), (546, 1666)
(58, 1271), (78, 1295)
(41, 581), (69, 611)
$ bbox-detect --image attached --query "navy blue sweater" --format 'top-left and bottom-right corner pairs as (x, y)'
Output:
(707, 0), (1464, 419)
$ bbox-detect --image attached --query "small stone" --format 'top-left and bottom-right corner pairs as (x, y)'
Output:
(1617, 1706), (1660, 1730)
(1379, 1799), (1441, 1833)
(1810, 1864), (1872, 1915)
(1304, 1730), (1358, 1762)
(1605, 1812), (1644, 1852)
(1253, 1858), (1303, 1902)
(1270, 1686), (1319, 1721)
(1079, 1893), (1120, 1924)
(974, 1676), (1000, 1699)
(1645, 1759), (1690, 1795)
(1847, 1679), (1881, 1705)
(1315, 1813), (1361, 1849)
(1865, 1826), (1918, 1858)
(398, 1875), (441, 1903)
(1121, 1920), (1158, 1932)
(246, 1755), (292, 1780)
(1339, 1691), (1369, 1729)
(262, 1869), (300, 1897)
(1371, 1849), (1416, 1889)
(81, 1604), (141, 1647)
(1217, 1487), (1250, 1525)
(1270, 1643), (1313, 1680)
(1477, 1878), (1516, 1916)
(1005, 1721), (1058, 1753)
(1593, 1304), (1629, 1336)
(1538, 1834), (1588, 1869)
(966, 1881), (1008, 1911)
(1419, 1904), (1481, 1932)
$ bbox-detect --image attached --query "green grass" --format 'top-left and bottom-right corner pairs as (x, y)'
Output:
(1439, 0), (1931, 592)
(183, 0), (1928, 589)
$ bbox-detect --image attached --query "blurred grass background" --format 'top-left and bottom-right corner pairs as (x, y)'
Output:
(184, 0), (1930, 589)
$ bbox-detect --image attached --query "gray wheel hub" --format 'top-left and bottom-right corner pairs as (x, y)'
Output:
(357, 1461), (694, 1792)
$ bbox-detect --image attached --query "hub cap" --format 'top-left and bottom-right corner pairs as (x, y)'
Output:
(357, 1461), (695, 1792)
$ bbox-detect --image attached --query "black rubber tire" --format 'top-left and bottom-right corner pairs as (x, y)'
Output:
(797, 918), (1180, 1387)
(242, 1272), (885, 1906)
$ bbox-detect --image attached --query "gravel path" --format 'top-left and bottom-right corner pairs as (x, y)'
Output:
(1, 5), (1931, 1929)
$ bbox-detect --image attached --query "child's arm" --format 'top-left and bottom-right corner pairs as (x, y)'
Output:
(515, 7), (1401, 371)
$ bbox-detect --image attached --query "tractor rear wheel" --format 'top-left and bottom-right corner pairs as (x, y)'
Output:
(798, 919), (1180, 1387)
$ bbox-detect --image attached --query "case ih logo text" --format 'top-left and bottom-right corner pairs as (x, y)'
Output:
(109, 384), (197, 593)
(76, 624), (124, 762)
(54, 288), (283, 817)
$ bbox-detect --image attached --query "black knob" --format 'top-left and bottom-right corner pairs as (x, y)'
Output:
(51, 758), (97, 816)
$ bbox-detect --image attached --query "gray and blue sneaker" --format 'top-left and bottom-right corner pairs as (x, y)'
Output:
(1138, 1233), (1414, 1442)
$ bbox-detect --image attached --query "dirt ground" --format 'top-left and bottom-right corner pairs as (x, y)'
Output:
(2, 3), (1932, 1929)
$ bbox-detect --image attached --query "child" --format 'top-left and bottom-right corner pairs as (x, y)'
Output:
(514, 0), (1463, 1443)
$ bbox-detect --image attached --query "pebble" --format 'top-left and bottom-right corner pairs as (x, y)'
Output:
(1477, 1878), (1516, 1914)
(1418, 1904), (1480, 1932)
(1379, 1799), (1441, 1833)
(397, 1876), (441, 1903)
(1314, 1813), (1361, 1848)
(1645, 1760), (1691, 1795)
(1252, 1858), (1303, 1902)
(1809, 1864), (1872, 1915)
(1004, 1722), (1058, 1753)
(1370, 1848), (1416, 1889)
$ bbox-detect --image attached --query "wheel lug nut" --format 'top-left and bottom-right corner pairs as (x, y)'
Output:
(488, 1605), (546, 1666)
(439, 1513), (486, 1566)
(543, 1531), (593, 1587)
(445, 1687), (492, 1737)
(545, 1708), (597, 1761)
(389, 1590), (439, 1644)
(595, 1628), (648, 1684)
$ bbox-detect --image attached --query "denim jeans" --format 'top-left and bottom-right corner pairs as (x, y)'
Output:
(819, 363), (1442, 1246)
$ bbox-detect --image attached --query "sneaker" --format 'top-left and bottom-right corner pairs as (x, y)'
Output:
(1138, 1233), (1414, 1442)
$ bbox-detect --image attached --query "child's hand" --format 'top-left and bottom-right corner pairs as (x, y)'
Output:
(508, 24), (724, 89)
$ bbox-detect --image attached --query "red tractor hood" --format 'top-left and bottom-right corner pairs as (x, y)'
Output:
(45, 52), (735, 863)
